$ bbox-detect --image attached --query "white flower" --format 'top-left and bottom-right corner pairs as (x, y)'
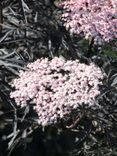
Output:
(10, 57), (104, 126)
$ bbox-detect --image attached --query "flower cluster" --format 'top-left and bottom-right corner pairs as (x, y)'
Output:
(10, 57), (104, 126)
(60, 0), (117, 44)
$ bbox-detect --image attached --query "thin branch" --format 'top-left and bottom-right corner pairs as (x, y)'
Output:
(66, 113), (84, 129)
(0, 4), (3, 34)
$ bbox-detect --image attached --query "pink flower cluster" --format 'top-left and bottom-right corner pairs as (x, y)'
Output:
(10, 57), (104, 126)
(60, 0), (117, 44)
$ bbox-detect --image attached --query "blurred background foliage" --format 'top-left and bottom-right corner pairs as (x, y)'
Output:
(0, 0), (117, 156)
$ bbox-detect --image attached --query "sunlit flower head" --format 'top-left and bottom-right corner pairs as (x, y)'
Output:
(10, 57), (104, 126)
(60, 0), (117, 44)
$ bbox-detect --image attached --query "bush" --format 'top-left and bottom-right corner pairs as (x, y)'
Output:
(0, 0), (117, 156)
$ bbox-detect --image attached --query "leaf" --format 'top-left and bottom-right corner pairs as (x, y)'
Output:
(111, 76), (117, 86)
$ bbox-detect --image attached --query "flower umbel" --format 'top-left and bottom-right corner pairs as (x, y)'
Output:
(10, 57), (104, 126)
(60, 0), (117, 44)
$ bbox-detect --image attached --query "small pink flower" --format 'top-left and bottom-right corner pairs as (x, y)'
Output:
(60, 0), (117, 44)
(10, 57), (104, 126)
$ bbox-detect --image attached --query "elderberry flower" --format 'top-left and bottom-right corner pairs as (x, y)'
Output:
(10, 57), (104, 126)
(60, 0), (117, 44)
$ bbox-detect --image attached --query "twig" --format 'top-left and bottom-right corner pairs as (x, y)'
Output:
(86, 37), (94, 57)
(66, 113), (84, 129)
(0, 4), (3, 34)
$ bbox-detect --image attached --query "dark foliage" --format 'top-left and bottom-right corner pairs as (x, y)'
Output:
(0, 0), (117, 156)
